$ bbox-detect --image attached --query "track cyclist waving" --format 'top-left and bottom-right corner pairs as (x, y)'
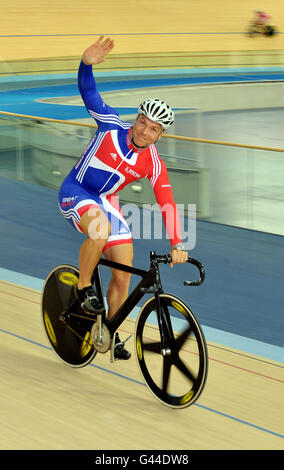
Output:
(59, 36), (188, 360)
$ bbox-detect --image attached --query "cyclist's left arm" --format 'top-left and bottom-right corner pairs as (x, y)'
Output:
(148, 154), (188, 265)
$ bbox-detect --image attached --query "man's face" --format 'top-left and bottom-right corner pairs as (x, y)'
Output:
(132, 114), (164, 148)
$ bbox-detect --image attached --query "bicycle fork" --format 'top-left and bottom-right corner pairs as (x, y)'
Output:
(154, 293), (175, 357)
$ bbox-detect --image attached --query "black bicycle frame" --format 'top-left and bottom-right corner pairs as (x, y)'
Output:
(92, 256), (160, 336)
(91, 252), (205, 338)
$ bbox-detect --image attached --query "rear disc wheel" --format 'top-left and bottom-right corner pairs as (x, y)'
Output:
(42, 265), (97, 367)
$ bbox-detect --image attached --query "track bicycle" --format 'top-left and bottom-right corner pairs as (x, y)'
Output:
(42, 251), (208, 409)
(247, 23), (276, 37)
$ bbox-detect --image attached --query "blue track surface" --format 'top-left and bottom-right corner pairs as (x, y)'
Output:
(1, 68), (284, 119)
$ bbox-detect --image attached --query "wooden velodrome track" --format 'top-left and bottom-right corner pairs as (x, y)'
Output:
(0, 0), (284, 61)
(0, 0), (283, 451)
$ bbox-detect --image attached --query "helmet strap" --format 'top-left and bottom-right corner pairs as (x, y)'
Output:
(130, 125), (149, 149)
(131, 137), (148, 149)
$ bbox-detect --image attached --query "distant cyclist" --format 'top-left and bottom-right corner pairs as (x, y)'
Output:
(248, 10), (276, 36)
(59, 36), (188, 360)
(253, 10), (271, 26)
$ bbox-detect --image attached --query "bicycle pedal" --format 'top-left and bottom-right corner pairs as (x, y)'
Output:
(110, 334), (132, 362)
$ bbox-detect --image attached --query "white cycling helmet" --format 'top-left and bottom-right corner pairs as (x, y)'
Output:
(138, 98), (175, 129)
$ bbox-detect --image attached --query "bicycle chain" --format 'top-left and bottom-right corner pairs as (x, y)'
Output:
(70, 310), (97, 322)
(61, 312), (95, 349)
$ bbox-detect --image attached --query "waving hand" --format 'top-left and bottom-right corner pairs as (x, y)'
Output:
(82, 36), (114, 66)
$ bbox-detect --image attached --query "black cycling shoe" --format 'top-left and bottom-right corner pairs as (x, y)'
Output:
(114, 333), (131, 360)
(75, 285), (105, 315)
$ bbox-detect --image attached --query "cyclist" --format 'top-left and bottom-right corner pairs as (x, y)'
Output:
(253, 10), (271, 26)
(249, 10), (274, 36)
(59, 36), (188, 360)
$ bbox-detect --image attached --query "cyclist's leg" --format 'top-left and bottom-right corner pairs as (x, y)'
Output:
(65, 206), (111, 313)
(59, 184), (132, 318)
(78, 208), (111, 289)
(104, 242), (133, 320)
(59, 182), (111, 312)
(101, 195), (133, 360)
(101, 193), (133, 319)
(103, 243), (133, 360)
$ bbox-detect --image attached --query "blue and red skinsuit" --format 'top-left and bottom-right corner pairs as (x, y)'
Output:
(59, 61), (182, 250)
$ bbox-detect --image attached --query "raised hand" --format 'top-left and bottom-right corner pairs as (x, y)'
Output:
(82, 36), (114, 66)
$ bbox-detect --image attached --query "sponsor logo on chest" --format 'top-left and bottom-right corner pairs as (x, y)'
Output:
(124, 166), (141, 179)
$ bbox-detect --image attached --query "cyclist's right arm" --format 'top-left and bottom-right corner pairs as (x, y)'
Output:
(78, 60), (119, 125)
(78, 37), (117, 125)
